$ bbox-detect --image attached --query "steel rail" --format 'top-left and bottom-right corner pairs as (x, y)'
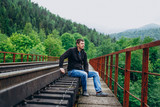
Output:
(0, 61), (56, 66)
(0, 61), (60, 73)
(0, 63), (67, 90)
(0, 63), (70, 107)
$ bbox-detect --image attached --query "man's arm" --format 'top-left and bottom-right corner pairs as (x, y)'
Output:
(59, 48), (71, 74)
(83, 53), (88, 74)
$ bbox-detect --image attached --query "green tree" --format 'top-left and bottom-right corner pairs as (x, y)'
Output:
(10, 33), (33, 53)
(143, 36), (154, 44)
(28, 30), (41, 46)
(116, 36), (131, 50)
(61, 33), (75, 50)
(47, 29), (60, 39)
(0, 31), (8, 43)
(0, 38), (16, 52)
(83, 37), (90, 51)
(87, 43), (97, 59)
(39, 29), (46, 42)
(131, 37), (142, 46)
(97, 38), (114, 56)
(73, 33), (83, 40)
(23, 23), (33, 35)
(29, 43), (46, 55)
(0, 38), (16, 62)
(154, 59), (160, 73)
(44, 37), (65, 56)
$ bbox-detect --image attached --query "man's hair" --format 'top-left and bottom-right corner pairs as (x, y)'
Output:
(76, 38), (84, 44)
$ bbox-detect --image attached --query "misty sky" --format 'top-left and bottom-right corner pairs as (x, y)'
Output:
(31, 0), (160, 34)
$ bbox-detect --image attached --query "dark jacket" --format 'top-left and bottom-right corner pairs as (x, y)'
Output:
(59, 47), (88, 74)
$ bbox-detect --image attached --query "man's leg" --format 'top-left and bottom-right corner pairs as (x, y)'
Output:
(88, 71), (109, 97)
(88, 71), (102, 92)
(68, 69), (89, 96)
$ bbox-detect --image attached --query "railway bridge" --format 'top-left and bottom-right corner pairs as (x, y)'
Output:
(0, 40), (160, 107)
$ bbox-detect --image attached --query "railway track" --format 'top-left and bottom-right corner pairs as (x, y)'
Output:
(0, 62), (80, 107)
(0, 61), (59, 73)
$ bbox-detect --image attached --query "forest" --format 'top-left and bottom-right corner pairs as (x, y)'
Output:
(110, 27), (160, 40)
(0, 0), (159, 106)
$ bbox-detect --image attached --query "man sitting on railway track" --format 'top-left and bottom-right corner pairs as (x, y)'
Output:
(59, 39), (109, 97)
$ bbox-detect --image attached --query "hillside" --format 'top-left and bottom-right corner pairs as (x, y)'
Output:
(110, 24), (160, 40)
(0, 0), (110, 46)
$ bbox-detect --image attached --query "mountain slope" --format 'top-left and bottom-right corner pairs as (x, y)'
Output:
(110, 24), (160, 40)
(0, 0), (110, 46)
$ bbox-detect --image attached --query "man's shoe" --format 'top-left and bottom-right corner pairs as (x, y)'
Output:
(96, 91), (109, 97)
(82, 91), (89, 97)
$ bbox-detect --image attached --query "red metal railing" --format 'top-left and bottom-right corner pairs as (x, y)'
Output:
(0, 51), (59, 63)
(89, 40), (160, 107)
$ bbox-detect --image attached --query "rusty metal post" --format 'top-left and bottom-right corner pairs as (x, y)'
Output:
(31, 55), (33, 61)
(103, 57), (105, 80)
(44, 56), (45, 61)
(101, 57), (102, 78)
(96, 58), (99, 72)
(106, 56), (109, 85)
(27, 55), (29, 62)
(13, 54), (15, 62)
(98, 58), (100, 76)
(123, 51), (131, 107)
(100, 57), (103, 78)
(101, 57), (105, 80)
(109, 55), (113, 89)
(97, 58), (100, 74)
(101, 57), (103, 78)
(36, 55), (37, 61)
(39, 56), (41, 61)
(21, 54), (23, 62)
(47, 56), (49, 61)
(114, 54), (119, 97)
(3, 53), (6, 63)
(42, 56), (44, 61)
(102, 57), (104, 80)
(141, 48), (149, 107)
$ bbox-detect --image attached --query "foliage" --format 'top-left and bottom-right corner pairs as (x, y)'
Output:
(87, 43), (97, 59)
(48, 29), (60, 39)
(0, 38), (16, 52)
(39, 29), (46, 42)
(0, 32), (8, 43)
(44, 37), (65, 56)
(29, 43), (46, 55)
(10, 33), (33, 53)
(97, 38), (114, 56)
(0, 0), (111, 46)
(23, 23), (33, 35)
(61, 33), (75, 50)
(83, 37), (90, 51)
(27, 30), (41, 46)
(73, 33), (83, 40)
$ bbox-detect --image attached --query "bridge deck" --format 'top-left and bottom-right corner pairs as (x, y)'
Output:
(78, 64), (122, 107)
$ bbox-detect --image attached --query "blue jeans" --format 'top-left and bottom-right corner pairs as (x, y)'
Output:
(68, 69), (102, 92)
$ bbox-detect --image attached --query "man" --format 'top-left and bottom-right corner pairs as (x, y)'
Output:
(59, 39), (108, 97)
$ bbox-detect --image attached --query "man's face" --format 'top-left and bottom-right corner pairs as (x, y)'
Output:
(77, 41), (85, 50)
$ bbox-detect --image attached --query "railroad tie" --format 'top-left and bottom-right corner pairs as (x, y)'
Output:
(20, 76), (80, 107)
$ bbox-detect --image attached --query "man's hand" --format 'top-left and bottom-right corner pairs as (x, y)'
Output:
(60, 68), (65, 74)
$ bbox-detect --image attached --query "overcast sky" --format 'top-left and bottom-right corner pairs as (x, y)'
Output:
(31, 0), (160, 34)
